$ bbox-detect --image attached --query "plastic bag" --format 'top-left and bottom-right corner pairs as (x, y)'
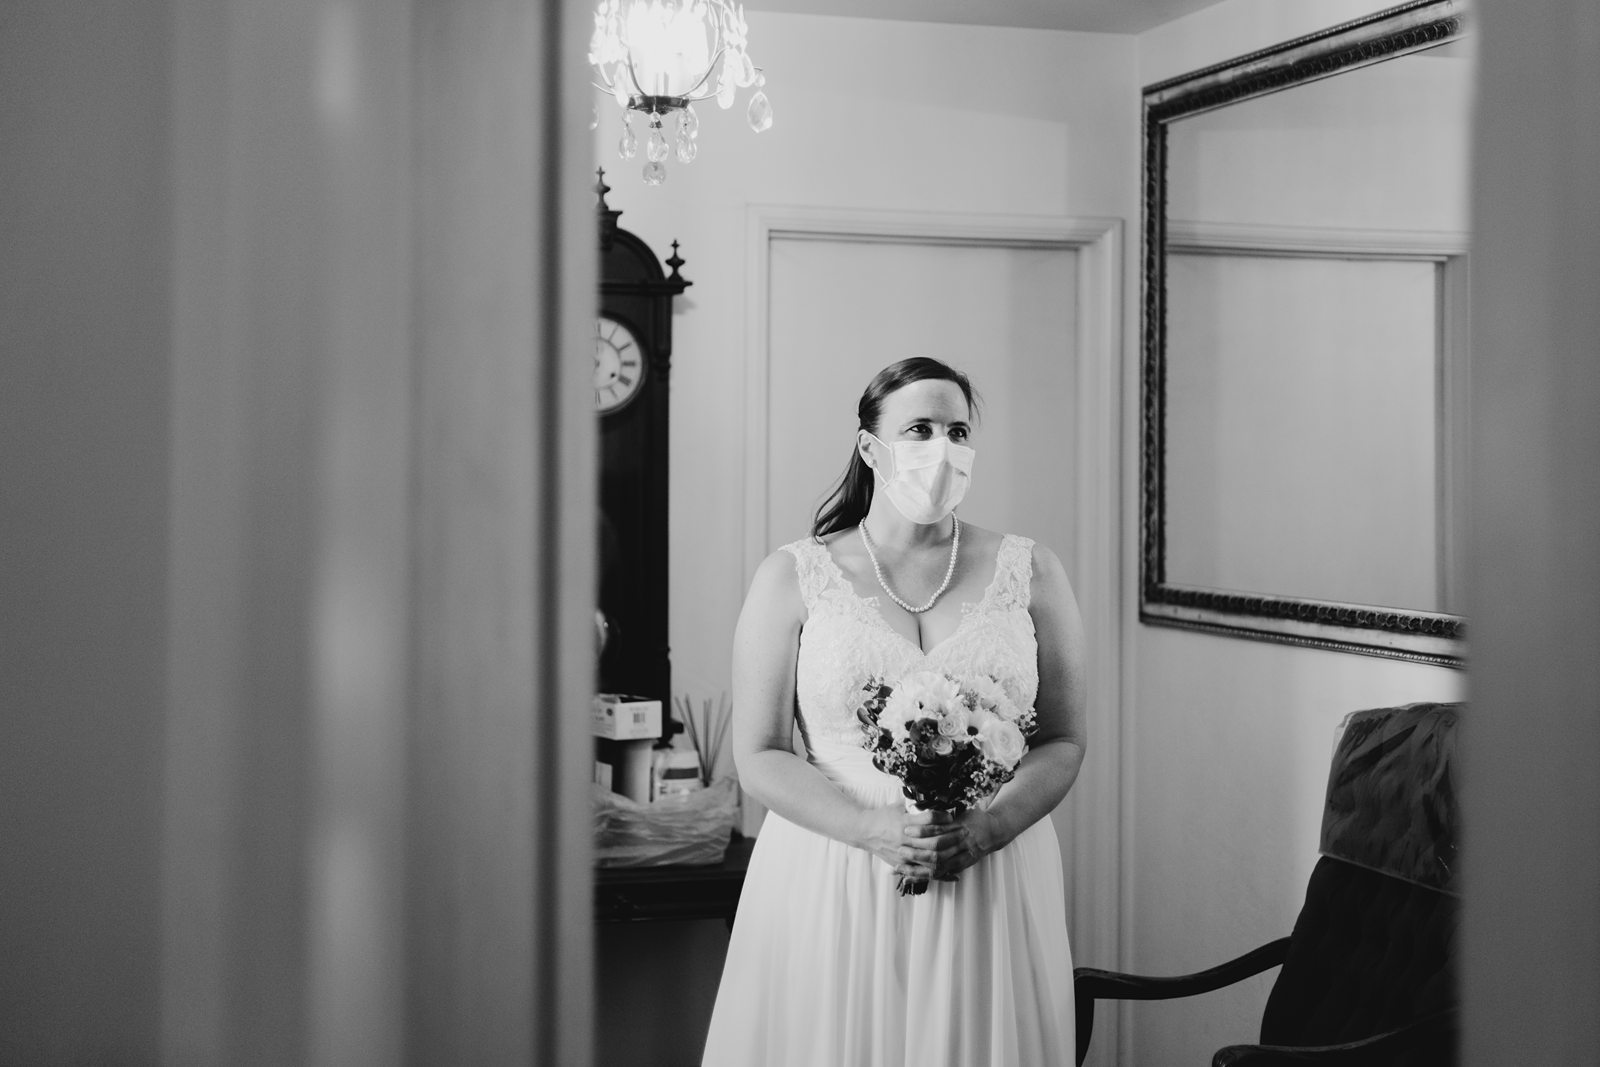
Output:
(593, 776), (739, 867)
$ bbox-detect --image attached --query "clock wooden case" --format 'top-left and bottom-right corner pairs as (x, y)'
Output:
(595, 172), (690, 704)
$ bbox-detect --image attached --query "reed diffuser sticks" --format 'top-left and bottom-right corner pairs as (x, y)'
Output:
(673, 693), (732, 786)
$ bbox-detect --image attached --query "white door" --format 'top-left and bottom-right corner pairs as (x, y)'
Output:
(765, 236), (1080, 559)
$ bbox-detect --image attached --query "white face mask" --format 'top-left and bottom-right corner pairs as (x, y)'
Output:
(864, 431), (975, 525)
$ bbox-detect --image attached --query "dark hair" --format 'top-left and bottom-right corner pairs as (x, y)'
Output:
(810, 357), (980, 539)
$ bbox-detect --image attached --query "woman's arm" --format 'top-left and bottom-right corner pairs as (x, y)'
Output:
(909, 541), (1088, 879)
(731, 548), (942, 878)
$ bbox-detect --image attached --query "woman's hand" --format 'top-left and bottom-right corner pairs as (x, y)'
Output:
(905, 807), (1005, 882)
(854, 804), (953, 883)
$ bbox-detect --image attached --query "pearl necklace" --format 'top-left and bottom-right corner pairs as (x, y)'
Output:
(858, 516), (961, 615)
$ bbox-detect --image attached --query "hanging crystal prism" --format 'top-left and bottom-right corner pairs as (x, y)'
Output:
(676, 133), (698, 164)
(646, 120), (669, 164)
(679, 105), (699, 141)
(643, 160), (666, 185)
(716, 53), (738, 109)
(618, 112), (638, 159)
(746, 90), (773, 133)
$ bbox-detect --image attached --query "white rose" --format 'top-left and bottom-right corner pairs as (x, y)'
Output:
(936, 703), (970, 738)
(976, 718), (1027, 769)
(998, 694), (1028, 723)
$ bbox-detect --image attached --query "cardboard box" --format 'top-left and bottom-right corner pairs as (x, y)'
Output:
(592, 693), (663, 740)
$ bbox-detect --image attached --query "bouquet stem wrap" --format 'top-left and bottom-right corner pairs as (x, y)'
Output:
(901, 796), (933, 896)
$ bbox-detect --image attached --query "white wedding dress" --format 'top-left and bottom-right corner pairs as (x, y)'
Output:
(701, 534), (1074, 1067)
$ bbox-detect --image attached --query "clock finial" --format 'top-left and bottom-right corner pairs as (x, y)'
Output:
(596, 167), (622, 251)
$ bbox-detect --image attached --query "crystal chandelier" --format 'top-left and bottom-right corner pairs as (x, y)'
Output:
(589, 0), (772, 185)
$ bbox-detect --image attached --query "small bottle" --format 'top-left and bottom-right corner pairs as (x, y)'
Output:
(651, 746), (705, 803)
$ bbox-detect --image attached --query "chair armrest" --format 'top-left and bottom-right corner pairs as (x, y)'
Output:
(1074, 938), (1291, 1066)
(1076, 937), (1291, 1003)
(1212, 1006), (1458, 1066)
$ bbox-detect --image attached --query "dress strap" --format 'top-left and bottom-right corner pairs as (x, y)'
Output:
(780, 537), (833, 615)
(989, 534), (1037, 611)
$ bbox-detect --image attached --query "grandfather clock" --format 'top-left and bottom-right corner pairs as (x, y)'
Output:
(594, 170), (690, 705)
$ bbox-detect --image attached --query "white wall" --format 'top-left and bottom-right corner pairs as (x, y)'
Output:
(1125, 1), (1467, 1062)
(592, 13), (1137, 1065)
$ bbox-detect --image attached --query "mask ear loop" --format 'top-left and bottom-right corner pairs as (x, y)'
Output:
(859, 430), (893, 485)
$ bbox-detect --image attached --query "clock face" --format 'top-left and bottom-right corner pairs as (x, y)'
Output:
(594, 315), (647, 415)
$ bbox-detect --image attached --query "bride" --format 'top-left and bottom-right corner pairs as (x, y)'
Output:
(701, 357), (1088, 1066)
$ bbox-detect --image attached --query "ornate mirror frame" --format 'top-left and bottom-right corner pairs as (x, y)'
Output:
(1139, 0), (1468, 667)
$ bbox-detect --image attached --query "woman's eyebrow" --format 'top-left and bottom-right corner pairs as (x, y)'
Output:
(894, 416), (971, 433)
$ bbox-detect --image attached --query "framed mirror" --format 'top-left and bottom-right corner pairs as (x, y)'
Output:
(1140, 0), (1471, 667)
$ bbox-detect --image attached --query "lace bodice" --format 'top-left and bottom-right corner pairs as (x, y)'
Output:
(783, 533), (1039, 751)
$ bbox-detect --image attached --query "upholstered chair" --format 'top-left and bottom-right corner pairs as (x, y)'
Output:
(1075, 701), (1461, 1066)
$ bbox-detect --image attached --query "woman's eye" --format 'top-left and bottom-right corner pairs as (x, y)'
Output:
(949, 427), (969, 442)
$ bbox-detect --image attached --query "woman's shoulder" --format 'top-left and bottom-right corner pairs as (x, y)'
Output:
(755, 540), (805, 577)
(769, 531), (840, 562)
(747, 533), (851, 619)
(774, 528), (865, 567)
(754, 532), (840, 586)
(957, 521), (1004, 551)
(959, 522), (1045, 557)
(963, 523), (1067, 583)
(743, 544), (807, 622)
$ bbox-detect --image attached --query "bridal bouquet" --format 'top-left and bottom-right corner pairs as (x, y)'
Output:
(855, 670), (1038, 895)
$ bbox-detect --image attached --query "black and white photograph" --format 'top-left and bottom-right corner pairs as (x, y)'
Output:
(3, 1), (1593, 1064)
